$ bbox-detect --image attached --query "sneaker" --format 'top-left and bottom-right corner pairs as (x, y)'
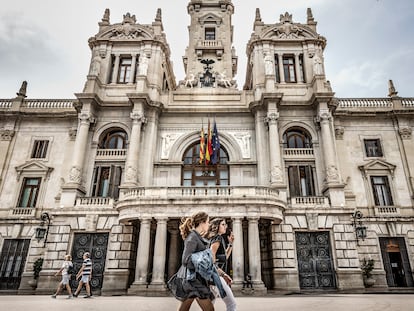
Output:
(73, 293), (78, 298)
(83, 295), (91, 298)
(51, 294), (56, 299)
(67, 295), (73, 299)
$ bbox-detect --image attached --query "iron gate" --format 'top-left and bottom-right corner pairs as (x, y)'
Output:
(70, 233), (108, 293)
(296, 232), (336, 289)
(0, 239), (30, 290)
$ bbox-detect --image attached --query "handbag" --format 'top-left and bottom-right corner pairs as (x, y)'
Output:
(167, 266), (189, 301)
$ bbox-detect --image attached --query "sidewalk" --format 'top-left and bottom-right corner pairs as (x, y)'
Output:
(1, 294), (414, 311)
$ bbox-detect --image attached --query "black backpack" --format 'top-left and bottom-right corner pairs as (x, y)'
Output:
(67, 264), (74, 275)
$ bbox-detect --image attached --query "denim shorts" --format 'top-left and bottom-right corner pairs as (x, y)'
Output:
(62, 274), (70, 285)
(81, 275), (90, 283)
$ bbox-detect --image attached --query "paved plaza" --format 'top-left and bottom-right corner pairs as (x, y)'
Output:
(1, 294), (414, 311)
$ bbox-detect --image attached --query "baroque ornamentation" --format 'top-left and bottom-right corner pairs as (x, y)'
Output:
(111, 13), (142, 39)
(69, 166), (82, 183)
(335, 126), (344, 140)
(270, 166), (284, 183)
(161, 133), (182, 159)
(0, 129), (15, 141)
(68, 129), (77, 141)
(79, 112), (95, 124)
(130, 112), (147, 124)
(125, 165), (138, 182)
(274, 12), (302, 39)
(228, 132), (251, 159)
(265, 112), (279, 125)
(399, 127), (412, 140)
(326, 165), (339, 183)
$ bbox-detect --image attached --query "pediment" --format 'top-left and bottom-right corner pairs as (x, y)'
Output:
(97, 24), (154, 41)
(15, 160), (54, 180)
(199, 13), (222, 25)
(261, 23), (322, 41)
(359, 159), (396, 176)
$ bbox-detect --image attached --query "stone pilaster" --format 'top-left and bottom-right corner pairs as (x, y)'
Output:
(231, 217), (244, 290)
(248, 217), (266, 293)
(265, 111), (284, 187)
(148, 218), (168, 291)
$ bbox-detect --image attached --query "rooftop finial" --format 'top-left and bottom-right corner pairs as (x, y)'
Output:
(155, 8), (162, 22)
(280, 12), (293, 23)
(388, 79), (398, 97)
(16, 81), (27, 98)
(102, 8), (110, 24)
(255, 8), (262, 22)
(307, 8), (314, 23)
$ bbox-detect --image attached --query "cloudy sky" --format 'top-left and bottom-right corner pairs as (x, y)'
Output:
(0, 0), (413, 99)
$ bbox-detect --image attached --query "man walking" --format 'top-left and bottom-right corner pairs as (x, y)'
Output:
(73, 252), (92, 298)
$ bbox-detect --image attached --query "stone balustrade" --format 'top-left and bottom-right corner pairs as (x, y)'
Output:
(402, 98), (414, 107)
(23, 99), (75, 109)
(197, 40), (223, 48)
(0, 100), (12, 109)
(9, 207), (36, 217)
(283, 148), (314, 158)
(96, 149), (127, 160)
(75, 197), (114, 208)
(337, 98), (392, 108)
(374, 206), (400, 216)
(290, 196), (330, 208)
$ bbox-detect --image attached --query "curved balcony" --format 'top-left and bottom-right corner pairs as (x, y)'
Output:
(117, 186), (286, 223)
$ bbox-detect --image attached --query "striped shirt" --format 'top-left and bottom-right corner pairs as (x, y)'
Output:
(82, 258), (92, 276)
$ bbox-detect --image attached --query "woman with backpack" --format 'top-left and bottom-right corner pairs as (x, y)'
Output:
(51, 254), (74, 299)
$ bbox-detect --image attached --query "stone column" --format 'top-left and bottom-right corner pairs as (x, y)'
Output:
(134, 218), (151, 285)
(129, 54), (137, 84)
(265, 111), (284, 186)
(231, 217), (244, 287)
(111, 53), (120, 84)
(318, 110), (340, 184)
(294, 53), (301, 83)
(150, 218), (168, 289)
(68, 112), (94, 185)
(255, 109), (268, 186)
(278, 54), (285, 83)
(123, 111), (146, 186)
(248, 217), (266, 292)
(140, 110), (159, 185)
(167, 226), (180, 278)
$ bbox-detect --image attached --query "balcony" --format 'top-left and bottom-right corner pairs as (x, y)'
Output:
(117, 186), (286, 222)
(290, 196), (330, 209)
(374, 206), (400, 216)
(283, 148), (314, 160)
(95, 149), (127, 161)
(75, 197), (115, 208)
(8, 207), (36, 217)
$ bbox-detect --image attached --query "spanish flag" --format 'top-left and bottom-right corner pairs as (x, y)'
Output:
(199, 125), (205, 164)
(205, 119), (213, 164)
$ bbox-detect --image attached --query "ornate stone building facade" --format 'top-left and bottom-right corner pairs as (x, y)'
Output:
(0, 0), (413, 295)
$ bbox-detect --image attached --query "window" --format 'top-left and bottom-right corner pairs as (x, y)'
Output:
(364, 139), (383, 157)
(299, 54), (306, 83)
(205, 28), (216, 40)
(371, 176), (393, 206)
(182, 143), (229, 186)
(288, 165), (315, 197)
(99, 129), (127, 149)
(274, 54), (280, 83)
(31, 140), (49, 158)
(18, 178), (41, 207)
(283, 55), (296, 82)
(91, 166), (122, 199)
(118, 58), (132, 83)
(283, 128), (312, 148)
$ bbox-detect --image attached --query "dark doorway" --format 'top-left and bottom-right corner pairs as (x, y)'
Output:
(296, 231), (336, 289)
(0, 239), (30, 290)
(380, 237), (413, 287)
(71, 233), (109, 294)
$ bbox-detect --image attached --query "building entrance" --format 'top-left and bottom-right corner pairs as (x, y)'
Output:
(296, 231), (336, 289)
(380, 237), (413, 287)
(0, 239), (30, 290)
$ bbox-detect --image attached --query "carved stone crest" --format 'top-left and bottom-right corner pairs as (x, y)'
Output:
(326, 165), (339, 183)
(399, 127), (412, 140)
(69, 166), (82, 183)
(270, 166), (284, 183)
(0, 129), (15, 141)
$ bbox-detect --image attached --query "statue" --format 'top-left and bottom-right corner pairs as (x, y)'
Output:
(16, 81), (27, 97)
(183, 73), (198, 88)
(264, 52), (274, 75)
(138, 55), (149, 75)
(216, 71), (234, 88)
(313, 54), (323, 75)
(89, 53), (101, 76)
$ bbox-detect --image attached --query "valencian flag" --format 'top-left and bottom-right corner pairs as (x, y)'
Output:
(205, 119), (213, 164)
(211, 120), (220, 164)
(199, 124), (205, 164)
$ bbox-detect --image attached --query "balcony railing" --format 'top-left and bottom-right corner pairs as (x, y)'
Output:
(402, 98), (414, 107)
(9, 207), (36, 217)
(22, 99), (75, 109)
(0, 100), (12, 109)
(122, 186), (280, 201)
(196, 40), (223, 49)
(75, 197), (115, 208)
(337, 98), (392, 108)
(290, 196), (330, 208)
(283, 148), (314, 158)
(374, 206), (400, 216)
(96, 149), (127, 161)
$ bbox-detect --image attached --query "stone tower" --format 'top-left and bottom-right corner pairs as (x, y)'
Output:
(182, 0), (238, 87)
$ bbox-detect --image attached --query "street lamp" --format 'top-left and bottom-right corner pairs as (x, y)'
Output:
(351, 210), (367, 244)
(35, 212), (51, 247)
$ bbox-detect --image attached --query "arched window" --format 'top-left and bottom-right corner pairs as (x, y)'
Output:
(283, 128), (312, 148)
(182, 143), (229, 186)
(99, 129), (127, 149)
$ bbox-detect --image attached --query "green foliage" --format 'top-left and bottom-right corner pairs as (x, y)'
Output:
(33, 258), (44, 280)
(361, 258), (374, 278)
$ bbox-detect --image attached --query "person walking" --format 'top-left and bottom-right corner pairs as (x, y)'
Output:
(51, 254), (74, 299)
(73, 251), (92, 298)
(173, 211), (215, 311)
(208, 218), (237, 311)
